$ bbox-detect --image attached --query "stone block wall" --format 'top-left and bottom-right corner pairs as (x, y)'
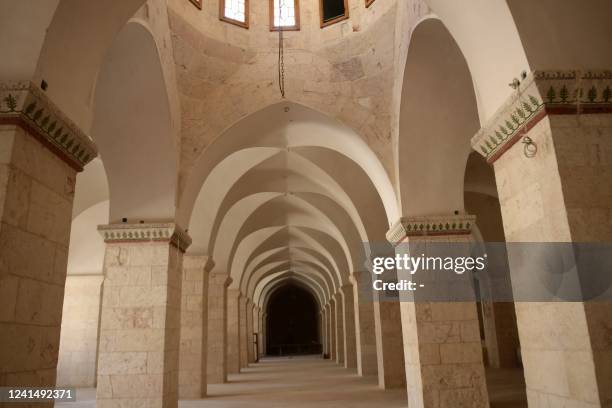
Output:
(96, 241), (183, 408)
(0, 124), (76, 392)
(492, 114), (612, 407)
(56, 275), (104, 387)
(178, 255), (209, 398)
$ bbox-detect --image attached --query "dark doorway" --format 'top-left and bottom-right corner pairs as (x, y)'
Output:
(266, 284), (321, 356)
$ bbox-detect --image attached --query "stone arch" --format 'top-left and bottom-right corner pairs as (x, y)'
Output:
(91, 21), (178, 222)
(397, 17), (480, 217)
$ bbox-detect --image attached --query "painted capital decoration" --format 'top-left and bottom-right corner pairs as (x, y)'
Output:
(386, 214), (476, 246)
(0, 81), (97, 171)
(98, 223), (192, 252)
(471, 69), (612, 163)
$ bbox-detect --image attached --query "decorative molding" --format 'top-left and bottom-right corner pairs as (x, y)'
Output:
(203, 256), (216, 273)
(210, 272), (233, 287)
(471, 70), (612, 164)
(386, 214), (476, 246)
(98, 223), (192, 252)
(0, 81), (97, 171)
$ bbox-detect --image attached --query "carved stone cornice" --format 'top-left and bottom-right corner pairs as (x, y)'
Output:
(184, 254), (215, 273)
(0, 81), (97, 171)
(202, 256), (215, 273)
(471, 69), (612, 164)
(209, 272), (233, 287)
(386, 214), (476, 246)
(98, 223), (192, 252)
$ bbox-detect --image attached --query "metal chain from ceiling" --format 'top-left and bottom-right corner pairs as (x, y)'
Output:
(278, 0), (286, 98)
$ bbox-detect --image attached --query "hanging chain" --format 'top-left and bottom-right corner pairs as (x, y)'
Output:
(278, 0), (286, 98)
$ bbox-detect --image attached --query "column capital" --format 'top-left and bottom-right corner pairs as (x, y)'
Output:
(386, 214), (476, 246)
(183, 254), (215, 273)
(349, 271), (367, 285)
(0, 80), (97, 171)
(471, 69), (612, 164)
(339, 283), (353, 293)
(209, 272), (232, 287)
(98, 222), (192, 252)
(227, 288), (242, 298)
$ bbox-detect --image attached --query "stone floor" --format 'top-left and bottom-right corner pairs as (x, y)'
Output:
(57, 356), (526, 407)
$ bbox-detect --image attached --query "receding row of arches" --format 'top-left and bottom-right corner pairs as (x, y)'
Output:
(2, 1), (612, 407)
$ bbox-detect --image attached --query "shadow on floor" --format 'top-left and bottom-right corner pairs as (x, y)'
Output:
(486, 367), (528, 408)
(58, 356), (528, 407)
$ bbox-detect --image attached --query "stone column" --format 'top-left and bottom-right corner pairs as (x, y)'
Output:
(328, 300), (337, 361)
(472, 69), (612, 408)
(322, 307), (328, 357)
(253, 306), (260, 362)
(206, 272), (232, 384)
(333, 293), (345, 365)
(178, 255), (213, 398)
(57, 275), (104, 388)
(326, 304), (333, 359)
(239, 296), (248, 368)
(387, 215), (489, 408)
(372, 291), (406, 389)
(226, 289), (241, 374)
(350, 271), (378, 376)
(260, 312), (267, 357)
(246, 299), (255, 364)
(96, 223), (191, 408)
(340, 285), (357, 369)
(0, 81), (96, 399)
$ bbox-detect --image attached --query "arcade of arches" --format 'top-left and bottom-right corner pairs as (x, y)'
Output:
(1, 1), (612, 407)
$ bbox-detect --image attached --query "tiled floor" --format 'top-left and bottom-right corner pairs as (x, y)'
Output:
(57, 356), (526, 407)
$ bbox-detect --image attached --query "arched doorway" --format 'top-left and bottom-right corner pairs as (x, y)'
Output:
(266, 284), (320, 356)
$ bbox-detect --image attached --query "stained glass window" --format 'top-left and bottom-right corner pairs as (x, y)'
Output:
(221, 0), (248, 27)
(271, 0), (299, 30)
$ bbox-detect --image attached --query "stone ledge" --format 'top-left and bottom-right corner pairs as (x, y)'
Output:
(209, 272), (233, 287)
(471, 69), (612, 164)
(0, 80), (97, 171)
(386, 215), (476, 246)
(98, 223), (192, 252)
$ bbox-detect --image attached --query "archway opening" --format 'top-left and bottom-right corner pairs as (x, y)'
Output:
(266, 284), (320, 356)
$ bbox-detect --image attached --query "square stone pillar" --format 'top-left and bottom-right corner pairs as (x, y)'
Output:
(333, 293), (345, 365)
(96, 223), (191, 408)
(350, 271), (378, 376)
(253, 306), (260, 362)
(246, 299), (255, 364)
(226, 289), (241, 374)
(472, 69), (612, 408)
(206, 272), (231, 384)
(178, 255), (213, 398)
(328, 300), (337, 361)
(322, 307), (329, 357)
(372, 286), (406, 389)
(339, 285), (357, 369)
(239, 296), (248, 369)
(57, 275), (104, 388)
(387, 215), (489, 408)
(259, 312), (267, 357)
(373, 304), (406, 389)
(0, 81), (96, 398)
